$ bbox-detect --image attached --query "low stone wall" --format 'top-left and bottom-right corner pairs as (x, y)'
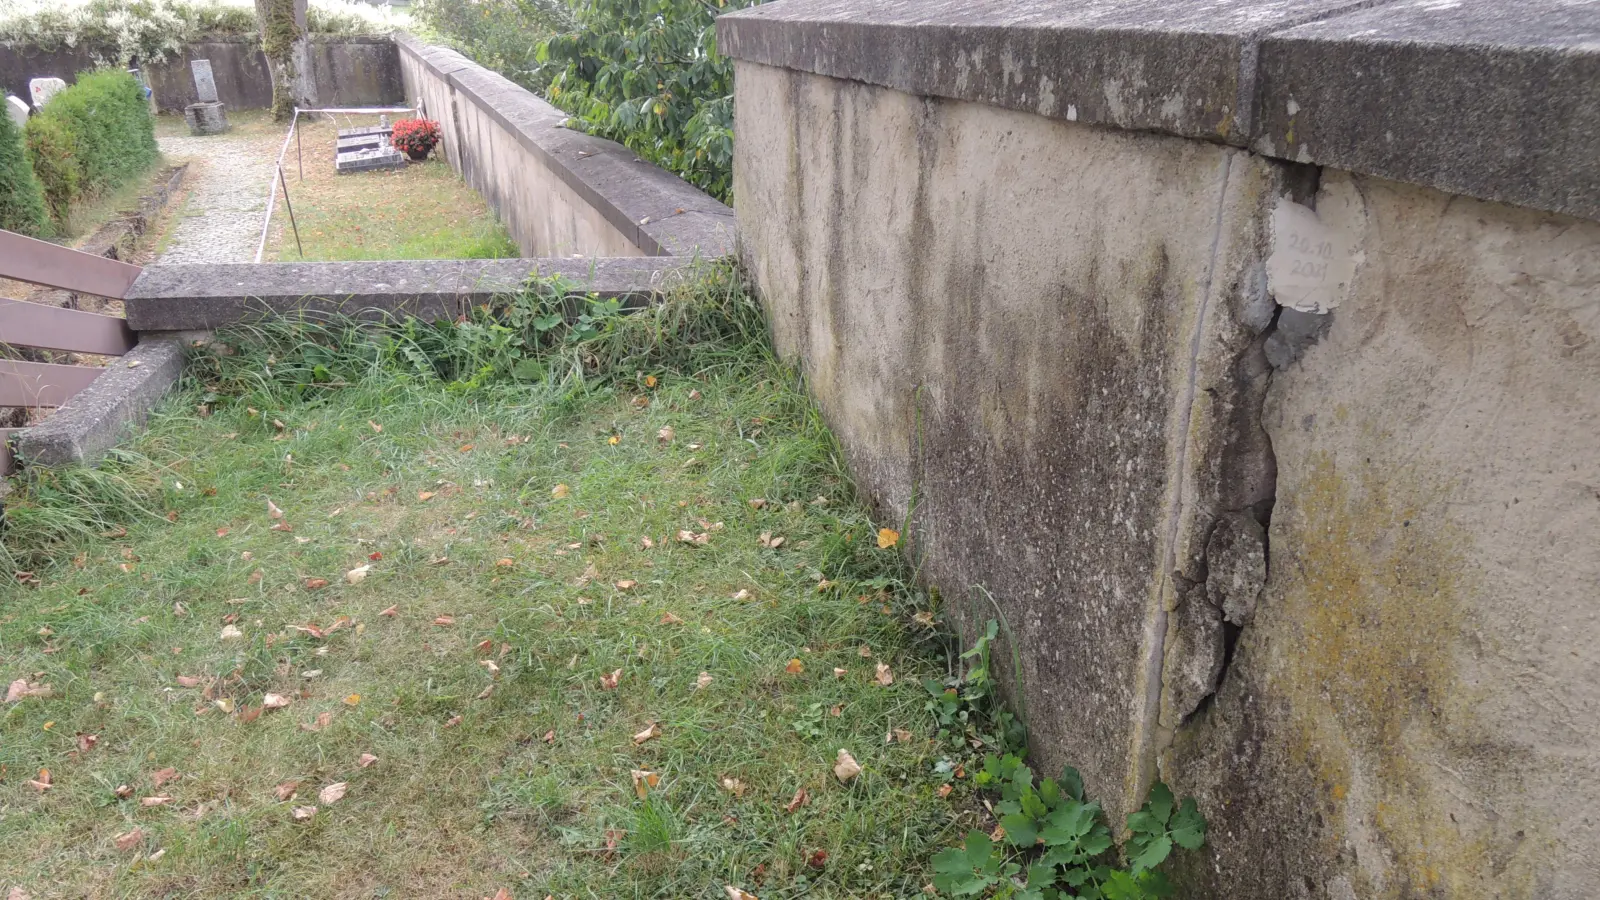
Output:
(393, 33), (735, 259)
(0, 36), (402, 112)
(722, 1), (1600, 897)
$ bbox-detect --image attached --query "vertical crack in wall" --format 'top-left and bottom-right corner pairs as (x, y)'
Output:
(1132, 150), (1238, 801)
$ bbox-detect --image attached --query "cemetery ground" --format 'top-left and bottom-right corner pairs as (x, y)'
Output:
(0, 271), (968, 899)
(265, 115), (518, 262)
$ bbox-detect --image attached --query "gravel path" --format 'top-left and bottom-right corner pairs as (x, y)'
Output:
(157, 127), (283, 264)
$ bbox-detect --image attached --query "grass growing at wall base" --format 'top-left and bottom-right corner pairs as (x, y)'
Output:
(0, 268), (976, 898)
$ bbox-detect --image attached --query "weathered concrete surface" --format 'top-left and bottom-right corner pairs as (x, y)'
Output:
(718, 0), (1386, 144)
(14, 339), (185, 469)
(733, 61), (1302, 820)
(394, 34), (734, 260)
(1256, 0), (1600, 223)
(123, 257), (697, 331)
(0, 37), (403, 112)
(721, 0), (1599, 223)
(1164, 173), (1600, 900)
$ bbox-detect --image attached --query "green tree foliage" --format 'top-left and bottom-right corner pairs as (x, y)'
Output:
(24, 69), (158, 227)
(538, 0), (765, 203)
(0, 104), (50, 236)
(410, 0), (571, 91)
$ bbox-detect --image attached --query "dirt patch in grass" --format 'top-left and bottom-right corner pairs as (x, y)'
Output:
(0, 313), (973, 898)
(265, 114), (517, 261)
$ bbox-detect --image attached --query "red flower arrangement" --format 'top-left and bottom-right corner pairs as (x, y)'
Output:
(390, 118), (442, 160)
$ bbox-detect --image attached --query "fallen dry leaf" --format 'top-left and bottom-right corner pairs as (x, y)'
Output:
(601, 668), (622, 690)
(480, 660), (500, 676)
(358, 753), (379, 768)
(551, 484), (570, 499)
(937, 784), (954, 798)
(542, 729), (556, 744)
(262, 693), (291, 710)
(152, 767), (178, 788)
(115, 784), (133, 799)
(300, 711), (333, 732)
(417, 491), (437, 502)
(633, 722), (662, 745)
(731, 589), (753, 601)
(343, 694), (361, 706)
(657, 425), (674, 443)
(291, 805), (317, 821)
(444, 715), (463, 728)
(496, 557), (515, 568)
(874, 663), (894, 687)
(876, 528), (900, 549)
(832, 667), (847, 679)
(379, 605), (398, 617)
(784, 658), (805, 675)
(489, 890), (513, 900)
(303, 578), (329, 591)
(113, 828), (143, 851)
(318, 782), (347, 804)
(659, 612), (684, 625)
(238, 705), (263, 723)
(267, 499), (284, 520)
(368, 420), (383, 433)
(433, 616), (455, 627)
(6, 679), (51, 702)
(758, 532), (785, 549)
(631, 768), (660, 799)
(695, 672), (713, 690)
(141, 795), (172, 807)
(615, 579), (638, 591)
(269, 522), (294, 533)
(833, 749), (863, 783)
(721, 777), (746, 798)
(28, 768), (51, 792)
(785, 786), (809, 813)
(214, 698), (235, 713)
(274, 780), (299, 800)
(892, 728), (914, 743)
(858, 645), (873, 658)
(724, 886), (758, 900)
(748, 498), (767, 509)
(220, 625), (243, 641)
(345, 565), (371, 585)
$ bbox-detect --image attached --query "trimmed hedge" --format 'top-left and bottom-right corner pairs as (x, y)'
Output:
(0, 101), (49, 236)
(24, 69), (158, 226)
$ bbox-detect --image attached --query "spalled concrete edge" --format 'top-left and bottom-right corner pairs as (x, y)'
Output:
(14, 339), (186, 469)
(122, 257), (700, 331)
(718, 0), (1600, 223)
(392, 32), (736, 257)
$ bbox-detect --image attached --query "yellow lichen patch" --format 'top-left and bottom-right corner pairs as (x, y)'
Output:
(1273, 451), (1537, 898)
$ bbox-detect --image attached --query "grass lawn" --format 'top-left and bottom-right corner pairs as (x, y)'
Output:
(266, 115), (518, 262)
(0, 274), (972, 898)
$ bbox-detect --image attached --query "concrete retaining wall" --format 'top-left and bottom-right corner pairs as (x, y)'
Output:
(0, 36), (402, 112)
(393, 34), (735, 259)
(722, 1), (1600, 897)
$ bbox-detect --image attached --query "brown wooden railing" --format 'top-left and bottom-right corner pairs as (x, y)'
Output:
(0, 229), (142, 473)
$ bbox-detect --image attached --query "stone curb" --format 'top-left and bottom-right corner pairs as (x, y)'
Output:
(14, 339), (186, 469)
(392, 32), (737, 256)
(123, 257), (702, 331)
(718, 0), (1600, 223)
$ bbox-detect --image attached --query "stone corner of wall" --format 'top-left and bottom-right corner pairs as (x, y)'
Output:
(718, 0), (1599, 223)
(394, 33), (736, 257)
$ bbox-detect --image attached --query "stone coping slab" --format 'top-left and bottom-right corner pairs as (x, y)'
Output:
(14, 339), (186, 469)
(718, 0), (1600, 222)
(393, 33), (736, 257)
(1256, 0), (1600, 222)
(122, 257), (700, 331)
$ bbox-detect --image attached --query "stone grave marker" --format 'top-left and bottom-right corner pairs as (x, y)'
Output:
(191, 59), (219, 103)
(5, 96), (27, 128)
(183, 59), (228, 135)
(335, 145), (406, 174)
(28, 77), (66, 109)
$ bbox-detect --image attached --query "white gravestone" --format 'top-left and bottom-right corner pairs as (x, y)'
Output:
(190, 59), (218, 104)
(29, 77), (66, 110)
(5, 96), (28, 128)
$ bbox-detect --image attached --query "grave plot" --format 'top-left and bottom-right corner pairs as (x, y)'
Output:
(264, 113), (516, 261)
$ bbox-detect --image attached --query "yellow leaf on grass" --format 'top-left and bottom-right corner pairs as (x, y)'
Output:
(784, 658), (804, 675)
(343, 694), (361, 706)
(631, 769), (660, 798)
(551, 484), (570, 499)
(877, 528), (899, 549)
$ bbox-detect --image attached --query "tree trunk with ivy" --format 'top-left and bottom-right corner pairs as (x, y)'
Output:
(255, 0), (308, 121)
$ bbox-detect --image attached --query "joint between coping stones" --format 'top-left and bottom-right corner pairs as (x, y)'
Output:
(1234, 0), (1410, 144)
